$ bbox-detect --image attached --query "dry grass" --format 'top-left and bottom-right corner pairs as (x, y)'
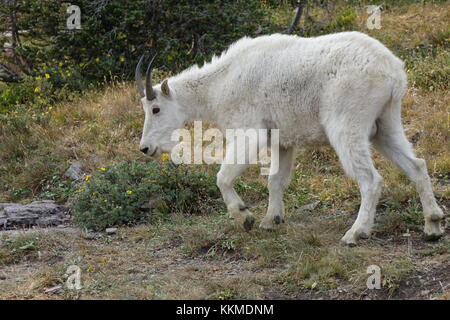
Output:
(358, 2), (450, 49)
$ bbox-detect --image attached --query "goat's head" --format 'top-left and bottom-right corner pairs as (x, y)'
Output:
(135, 55), (185, 156)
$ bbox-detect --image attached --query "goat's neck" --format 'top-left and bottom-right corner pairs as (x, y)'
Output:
(170, 66), (226, 124)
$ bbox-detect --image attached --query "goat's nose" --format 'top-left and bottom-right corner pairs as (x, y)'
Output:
(140, 147), (149, 154)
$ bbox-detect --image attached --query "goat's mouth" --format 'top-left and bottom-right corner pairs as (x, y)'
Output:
(149, 147), (158, 157)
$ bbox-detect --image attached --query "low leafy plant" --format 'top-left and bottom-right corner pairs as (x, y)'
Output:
(323, 7), (357, 33)
(406, 48), (449, 91)
(71, 160), (222, 230)
(0, 234), (42, 264)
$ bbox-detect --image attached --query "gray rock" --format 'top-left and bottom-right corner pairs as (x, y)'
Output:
(105, 227), (117, 235)
(0, 203), (16, 210)
(63, 161), (85, 181)
(0, 200), (68, 229)
(89, 155), (103, 164)
(44, 285), (63, 294)
(296, 201), (320, 214)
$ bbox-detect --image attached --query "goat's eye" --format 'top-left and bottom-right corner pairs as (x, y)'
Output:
(152, 107), (160, 114)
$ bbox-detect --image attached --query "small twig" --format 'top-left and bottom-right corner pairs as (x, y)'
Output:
(0, 62), (23, 82)
(402, 228), (412, 256)
(285, 0), (307, 35)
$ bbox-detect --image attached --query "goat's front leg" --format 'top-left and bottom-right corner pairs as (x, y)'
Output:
(217, 142), (255, 231)
(260, 146), (295, 230)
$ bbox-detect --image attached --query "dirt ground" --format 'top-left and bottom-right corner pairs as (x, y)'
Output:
(1, 211), (448, 300)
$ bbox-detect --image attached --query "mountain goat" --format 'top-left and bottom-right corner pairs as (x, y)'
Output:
(135, 32), (445, 246)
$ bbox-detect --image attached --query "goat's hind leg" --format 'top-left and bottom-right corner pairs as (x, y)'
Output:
(373, 110), (444, 240)
(327, 127), (383, 246)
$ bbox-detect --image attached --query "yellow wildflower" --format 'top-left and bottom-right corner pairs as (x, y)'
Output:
(35, 76), (42, 81)
(161, 153), (170, 162)
(48, 106), (53, 111)
(101, 257), (107, 264)
(99, 167), (106, 171)
(45, 73), (50, 79)
(95, 57), (100, 62)
(59, 62), (63, 67)
(85, 175), (92, 181)
(34, 87), (40, 93)
(119, 57), (125, 62)
(75, 188), (83, 193)
(126, 190), (133, 195)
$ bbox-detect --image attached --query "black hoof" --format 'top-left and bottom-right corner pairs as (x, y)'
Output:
(239, 204), (250, 211)
(340, 240), (357, 247)
(423, 233), (443, 242)
(430, 214), (442, 222)
(273, 216), (285, 225)
(243, 216), (255, 232)
(358, 232), (370, 239)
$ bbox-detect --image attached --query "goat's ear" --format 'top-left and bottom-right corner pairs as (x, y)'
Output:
(161, 79), (170, 97)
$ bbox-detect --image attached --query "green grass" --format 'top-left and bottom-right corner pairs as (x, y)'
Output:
(0, 233), (42, 265)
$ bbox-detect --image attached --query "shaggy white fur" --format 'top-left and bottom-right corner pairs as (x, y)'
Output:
(138, 31), (444, 245)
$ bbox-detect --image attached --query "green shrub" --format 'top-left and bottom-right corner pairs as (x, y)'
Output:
(295, 4), (357, 36)
(406, 49), (449, 91)
(1, 0), (274, 113)
(324, 8), (357, 33)
(71, 160), (222, 230)
(0, 69), (85, 114)
(0, 233), (42, 265)
(1, 0), (273, 84)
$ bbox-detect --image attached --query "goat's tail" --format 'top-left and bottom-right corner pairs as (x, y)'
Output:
(373, 72), (408, 139)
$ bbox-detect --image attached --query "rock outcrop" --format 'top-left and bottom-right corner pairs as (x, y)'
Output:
(0, 200), (69, 229)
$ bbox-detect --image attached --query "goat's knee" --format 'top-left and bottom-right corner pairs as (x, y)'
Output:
(216, 170), (231, 191)
(216, 168), (255, 231)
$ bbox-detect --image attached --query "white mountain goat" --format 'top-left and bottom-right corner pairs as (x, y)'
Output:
(135, 32), (445, 246)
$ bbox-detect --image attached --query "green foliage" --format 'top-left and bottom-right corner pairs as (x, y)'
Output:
(345, 0), (448, 8)
(0, 69), (84, 113)
(39, 174), (76, 202)
(1, 0), (272, 82)
(0, 234), (42, 264)
(324, 8), (357, 33)
(0, 0), (274, 113)
(375, 198), (424, 234)
(406, 48), (450, 91)
(287, 2), (357, 37)
(71, 161), (222, 230)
